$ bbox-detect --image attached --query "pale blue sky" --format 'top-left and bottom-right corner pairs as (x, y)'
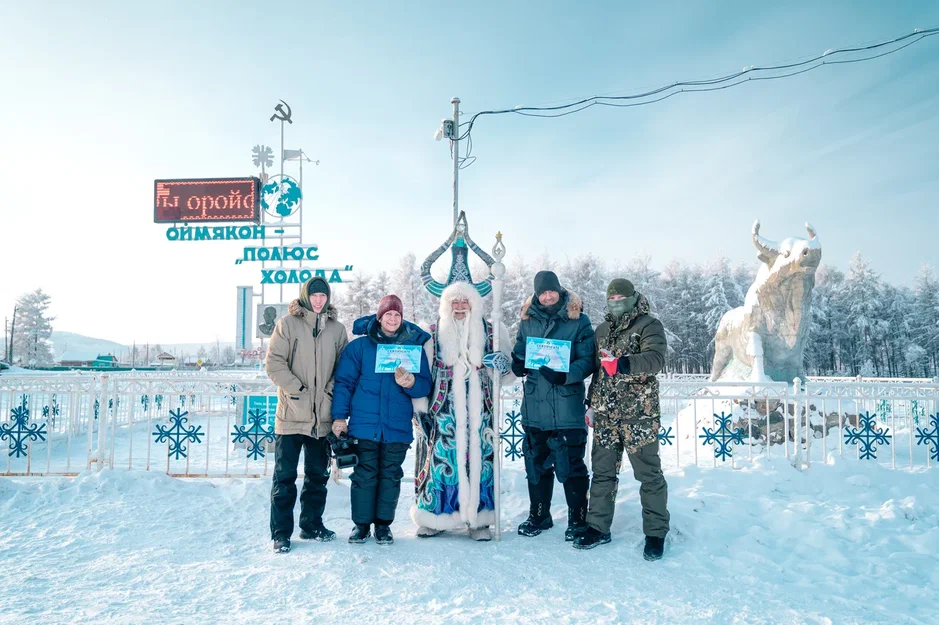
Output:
(1, 1), (937, 344)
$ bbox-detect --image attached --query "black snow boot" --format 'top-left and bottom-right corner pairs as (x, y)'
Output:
(272, 537), (291, 553)
(572, 527), (611, 550)
(348, 523), (371, 544)
(565, 508), (588, 542)
(518, 480), (554, 537)
(300, 522), (336, 542)
(563, 476), (588, 542)
(643, 535), (666, 561)
(374, 523), (394, 546)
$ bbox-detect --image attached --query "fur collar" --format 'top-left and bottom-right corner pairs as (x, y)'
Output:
(437, 282), (486, 367)
(520, 291), (583, 321)
(288, 299), (339, 321)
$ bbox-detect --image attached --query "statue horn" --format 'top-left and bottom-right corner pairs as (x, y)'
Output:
(805, 222), (818, 240)
(752, 220), (780, 261)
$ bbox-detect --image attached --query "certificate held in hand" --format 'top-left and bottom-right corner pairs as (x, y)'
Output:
(524, 337), (572, 373)
(375, 345), (422, 374)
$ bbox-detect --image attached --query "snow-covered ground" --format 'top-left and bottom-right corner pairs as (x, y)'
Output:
(1, 450), (937, 625)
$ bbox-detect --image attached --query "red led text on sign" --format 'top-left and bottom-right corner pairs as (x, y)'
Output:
(154, 178), (260, 223)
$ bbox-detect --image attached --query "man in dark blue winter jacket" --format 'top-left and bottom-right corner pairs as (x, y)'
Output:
(511, 271), (596, 541)
(331, 294), (432, 545)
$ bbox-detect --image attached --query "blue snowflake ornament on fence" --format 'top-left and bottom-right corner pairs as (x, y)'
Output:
(914, 414), (939, 462)
(231, 409), (275, 460)
(42, 395), (60, 428)
(500, 409), (524, 461)
(658, 426), (674, 446)
(0, 404), (47, 458)
(844, 412), (891, 460)
(153, 409), (204, 460)
(700, 412), (744, 461)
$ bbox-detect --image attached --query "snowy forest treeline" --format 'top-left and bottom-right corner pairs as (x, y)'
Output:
(333, 252), (939, 378)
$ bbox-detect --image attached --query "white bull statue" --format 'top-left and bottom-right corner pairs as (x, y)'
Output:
(711, 221), (822, 382)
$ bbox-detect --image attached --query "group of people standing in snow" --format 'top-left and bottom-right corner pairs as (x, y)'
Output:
(264, 269), (670, 561)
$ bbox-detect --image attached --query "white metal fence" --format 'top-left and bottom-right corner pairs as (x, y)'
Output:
(1, 371), (937, 477)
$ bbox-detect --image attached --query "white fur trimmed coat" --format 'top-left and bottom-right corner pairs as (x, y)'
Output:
(410, 282), (515, 530)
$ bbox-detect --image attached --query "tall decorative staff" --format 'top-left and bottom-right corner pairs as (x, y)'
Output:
(419, 212), (495, 297)
(489, 232), (507, 540)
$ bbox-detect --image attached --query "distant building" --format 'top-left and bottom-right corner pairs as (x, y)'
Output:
(150, 352), (178, 368)
(59, 351), (99, 367)
(94, 354), (119, 368)
(58, 352), (120, 369)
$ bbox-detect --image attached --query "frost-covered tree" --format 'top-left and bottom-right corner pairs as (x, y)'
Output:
(805, 266), (844, 375)
(12, 289), (55, 367)
(618, 254), (663, 313)
(912, 264), (939, 374)
(657, 261), (708, 373)
(702, 256), (745, 344)
(222, 345), (236, 365)
(500, 256), (534, 340)
(559, 254), (609, 325)
(843, 253), (885, 375)
(392, 253), (426, 323)
(373, 271), (392, 300)
(339, 273), (379, 329)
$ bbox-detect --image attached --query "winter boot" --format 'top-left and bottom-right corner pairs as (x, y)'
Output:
(469, 526), (492, 542)
(565, 509), (588, 542)
(299, 522), (336, 542)
(563, 475), (589, 542)
(572, 527), (611, 550)
(348, 524), (371, 544)
(643, 535), (666, 561)
(374, 524), (394, 546)
(518, 512), (553, 537)
(416, 526), (443, 538)
(518, 479), (554, 537)
(272, 537), (291, 553)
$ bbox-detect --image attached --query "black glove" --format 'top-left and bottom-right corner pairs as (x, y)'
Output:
(617, 356), (631, 375)
(511, 357), (527, 378)
(539, 366), (567, 386)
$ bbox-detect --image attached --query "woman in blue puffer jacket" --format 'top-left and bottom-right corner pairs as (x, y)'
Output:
(331, 294), (431, 545)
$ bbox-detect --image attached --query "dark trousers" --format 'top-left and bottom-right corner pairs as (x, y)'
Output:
(350, 440), (410, 526)
(522, 427), (589, 517)
(270, 434), (330, 540)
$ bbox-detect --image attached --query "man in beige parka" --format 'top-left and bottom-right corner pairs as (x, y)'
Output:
(266, 276), (348, 553)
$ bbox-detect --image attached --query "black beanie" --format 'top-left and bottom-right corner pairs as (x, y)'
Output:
(308, 280), (330, 297)
(533, 271), (562, 297)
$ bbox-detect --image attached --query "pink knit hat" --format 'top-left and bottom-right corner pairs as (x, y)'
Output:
(376, 294), (404, 321)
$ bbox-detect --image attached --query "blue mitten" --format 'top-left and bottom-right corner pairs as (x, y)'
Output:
(483, 352), (512, 375)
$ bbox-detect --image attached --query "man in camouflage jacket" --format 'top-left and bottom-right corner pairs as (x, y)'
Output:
(573, 278), (670, 560)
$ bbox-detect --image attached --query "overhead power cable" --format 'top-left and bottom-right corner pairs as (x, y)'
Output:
(453, 26), (939, 154)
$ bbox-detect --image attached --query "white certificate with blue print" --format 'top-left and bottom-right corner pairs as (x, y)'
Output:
(525, 337), (572, 373)
(375, 345), (422, 374)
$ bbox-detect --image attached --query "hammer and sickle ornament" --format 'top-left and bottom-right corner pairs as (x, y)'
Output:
(270, 100), (293, 124)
